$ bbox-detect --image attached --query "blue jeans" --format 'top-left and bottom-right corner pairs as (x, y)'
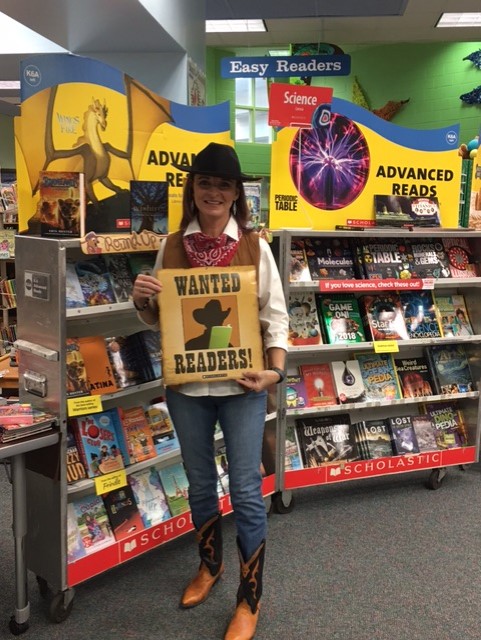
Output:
(165, 388), (268, 559)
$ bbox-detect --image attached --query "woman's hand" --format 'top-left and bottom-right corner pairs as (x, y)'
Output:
(132, 273), (163, 310)
(237, 369), (281, 393)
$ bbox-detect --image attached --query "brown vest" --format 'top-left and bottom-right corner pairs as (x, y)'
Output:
(162, 230), (261, 281)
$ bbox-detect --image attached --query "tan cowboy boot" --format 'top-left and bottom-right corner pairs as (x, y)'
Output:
(180, 513), (224, 608)
(224, 539), (265, 640)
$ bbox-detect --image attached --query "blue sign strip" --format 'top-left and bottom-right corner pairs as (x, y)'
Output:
(221, 55), (351, 78)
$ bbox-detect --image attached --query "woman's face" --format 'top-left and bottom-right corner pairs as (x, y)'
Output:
(193, 174), (239, 223)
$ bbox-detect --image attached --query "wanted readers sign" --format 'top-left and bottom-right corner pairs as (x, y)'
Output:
(159, 266), (263, 385)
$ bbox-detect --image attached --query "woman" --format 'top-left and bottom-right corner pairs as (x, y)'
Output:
(132, 142), (288, 640)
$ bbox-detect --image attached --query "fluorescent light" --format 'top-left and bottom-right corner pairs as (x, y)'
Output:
(436, 12), (481, 27)
(0, 81), (20, 90)
(206, 19), (266, 33)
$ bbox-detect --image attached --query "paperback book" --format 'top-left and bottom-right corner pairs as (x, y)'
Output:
(288, 292), (323, 346)
(299, 363), (337, 407)
(330, 360), (366, 404)
(75, 256), (117, 306)
(66, 262), (86, 309)
(442, 237), (478, 278)
(360, 293), (409, 341)
(285, 423), (303, 471)
(66, 337), (90, 398)
(354, 419), (394, 459)
(128, 467), (171, 527)
(215, 445), (229, 495)
(77, 335), (118, 396)
(423, 402), (468, 448)
(426, 344), (474, 395)
(359, 238), (414, 280)
(355, 352), (402, 401)
(387, 415), (420, 455)
(433, 294), (474, 337)
(127, 252), (156, 278)
(289, 239), (311, 282)
(66, 429), (87, 484)
(399, 290), (442, 339)
(285, 372), (308, 409)
(303, 237), (356, 279)
(144, 401), (180, 457)
(67, 503), (87, 563)
(409, 239), (451, 279)
(103, 484), (145, 541)
(156, 462), (190, 517)
(103, 253), (135, 303)
(317, 294), (366, 344)
(105, 335), (145, 388)
(411, 414), (438, 452)
(394, 357), (435, 398)
(374, 195), (441, 227)
(71, 493), (116, 555)
(118, 405), (157, 464)
(38, 170), (85, 238)
(295, 414), (357, 467)
(130, 180), (168, 235)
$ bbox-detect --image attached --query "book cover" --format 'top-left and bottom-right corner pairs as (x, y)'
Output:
(215, 445), (229, 495)
(128, 467), (171, 527)
(285, 373), (308, 409)
(75, 256), (117, 306)
(103, 484), (145, 541)
(0, 403), (34, 425)
(433, 294), (474, 337)
(442, 237), (478, 278)
(156, 462), (190, 517)
(288, 292), (323, 346)
(374, 195), (441, 227)
(285, 423), (303, 471)
(66, 429), (87, 484)
(409, 239), (451, 279)
(0, 229), (15, 258)
(67, 502), (87, 563)
(317, 294), (366, 344)
(411, 414), (438, 452)
(127, 252), (156, 278)
(118, 405), (156, 464)
(330, 360), (366, 404)
(388, 415), (420, 455)
(355, 352), (402, 401)
(295, 414), (357, 467)
(299, 363), (337, 407)
(357, 419), (394, 459)
(303, 237), (356, 279)
(38, 170), (85, 238)
(144, 401), (180, 457)
(360, 293), (409, 340)
(359, 239), (414, 279)
(83, 190), (131, 235)
(399, 290), (442, 339)
(71, 493), (116, 555)
(134, 329), (162, 381)
(424, 402), (467, 448)
(245, 182), (262, 229)
(103, 253), (135, 303)
(130, 180), (168, 234)
(70, 408), (125, 478)
(66, 262), (87, 309)
(77, 335), (118, 396)
(289, 239), (311, 282)
(105, 335), (145, 388)
(66, 337), (90, 398)
(426, 344), (474, 395)
(394, 357), (435, 398)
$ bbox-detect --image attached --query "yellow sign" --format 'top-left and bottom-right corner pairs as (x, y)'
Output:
(67, 395), (103, 417)
(80, 230), (164, 255)
(373, 340), (399, 354)
(94, 469), (127, 496)
(159, 266), (264, 385)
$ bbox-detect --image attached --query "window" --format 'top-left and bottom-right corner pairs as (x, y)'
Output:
(234, 78), (273, 144)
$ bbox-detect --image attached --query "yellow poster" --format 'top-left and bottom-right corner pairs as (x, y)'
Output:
(159, 266), (264, 385)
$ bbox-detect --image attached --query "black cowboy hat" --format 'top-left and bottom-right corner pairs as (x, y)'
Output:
(171, 142), (255, 181)
(193, 299), (231, 326)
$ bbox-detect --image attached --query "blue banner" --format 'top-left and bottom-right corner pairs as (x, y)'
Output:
(221, 55), (351, 78)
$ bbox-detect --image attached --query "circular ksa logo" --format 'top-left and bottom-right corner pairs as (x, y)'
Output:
(446, 130), (458, 145)
(23, 65), (41, 87)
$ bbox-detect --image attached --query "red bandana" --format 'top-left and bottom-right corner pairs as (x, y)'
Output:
(183, 230), (242, 267)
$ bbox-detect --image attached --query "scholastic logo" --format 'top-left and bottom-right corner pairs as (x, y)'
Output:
(23, 65), (41, 87)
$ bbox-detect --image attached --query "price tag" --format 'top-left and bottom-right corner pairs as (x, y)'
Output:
(373, 340), (399, 353)
(67, 395), (103, 417)
(94, 470), (127, 496)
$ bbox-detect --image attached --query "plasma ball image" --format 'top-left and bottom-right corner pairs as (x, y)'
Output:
(289, 113), (370, 210)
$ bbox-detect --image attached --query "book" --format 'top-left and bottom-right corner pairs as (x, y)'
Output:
(360, 293), (409, 340)
(127, 252), (157, 278)
(71, 493), (116, 555)
(245, 181), (262, 229)
(355, 418), (394, 459)
(289, 239), (311, 282)
(134, 329), (162, 381)
(83, 190), (131, 235)
(103, 253), (135, 303)
(433, 294), (474, 337)
(426, 344), (474, 395)
(105, 335), (145, 388)
(299, 363), (337, 407)
(69, 408), (125, 478)
(66, 262), (87, 309)
(156, 462), (190, 517)
(355, 352), (402, 401)
(118, 405), (157, 464)
(75, 256), (117, 306)
(103, 484), (145, 541)
(0, 229), (15, 258)
(330, 360), (366, 404)
(144, 401), (180, 457)
(359, 239), (414, 279)
(424, 402), (468, 448)
(295, 414), (357, 467)
(317, 294), (366, 344)
(67, 503), (87, 563)
(284, 423), (303, 471)
(411, 414), (438, 452)
(77, 335), (118, 395)
(409, 239), (451, 279)
(66, 337), (90, 398)
(288, 292), (323, 346)
(130, 180), (168, 234)
(0, 403), (34, 425)
(442, 237), (478, 278)
(66, 429), (87, 484)
(215, 445), (229, 495)
(388, 415), (420, 455)
(303, 237), (356, 279)
(38, 170), (85, 238)
(285, 372), (308, 409)
(374, 195), (441, 227)
(128, 467), (171, 527)
(399, 290), (442, 339)
(394, 357), (435, 398)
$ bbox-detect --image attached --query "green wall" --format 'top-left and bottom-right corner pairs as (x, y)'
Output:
(0, 114), (15, 170)
(207, 42), (481, 176)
